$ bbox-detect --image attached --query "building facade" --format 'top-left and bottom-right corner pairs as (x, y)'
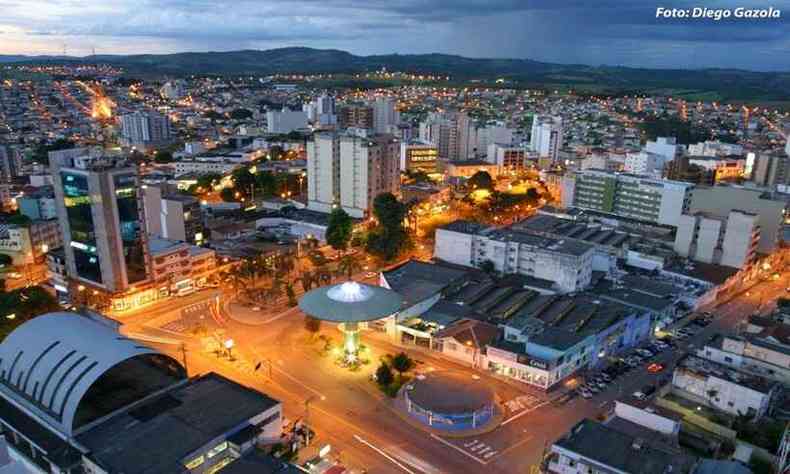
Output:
(674, 210), (760, 269)
(120, 111), (173, 150)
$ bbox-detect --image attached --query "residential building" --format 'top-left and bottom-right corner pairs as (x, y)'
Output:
(174, 159), (240, 177)
(400, 140), (439, 173)
(337, 104), (374, 130)
(486, 143), (533, 172)
(266, 108), (308, 133)
(160, 80), (186, 100)
(50, 148), (151, 298)
(304, 93), (336, 126)
(149, 238), (216, 296)
(561, 170), (695, 227)
(46, 246), (68, 296)
(419, 111), (475, 161)
(645, 136), (681, 162)
(674, 210), (760, 269)
(751, 152), (789, 187)
(0, 312), (283, 474)
(689, 184), (789, 253)
(671, 355), (779, 417)
(372, 97), (399, 134)
(143, 184), (205, 244)
(0, 145), (20, 182)
(623, 151), (667, 177)
(687, 140), (743, 157)
(0, 220), (61, 265)
(17, 187), (57, 221)
(120, 111), (172, 150)
(435, 220), (594, 293)
(476, 124), (514, 154)
(306, 132), (340, 212)
(338, 134), (400, 218)
(530, 115), (563, 162)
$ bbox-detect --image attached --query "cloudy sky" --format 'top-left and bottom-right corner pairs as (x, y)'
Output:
(1, 0), (788, 70)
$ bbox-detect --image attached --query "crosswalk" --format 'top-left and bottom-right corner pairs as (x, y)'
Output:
(504, 393), (543, 413)
(462, 439), (498, 461)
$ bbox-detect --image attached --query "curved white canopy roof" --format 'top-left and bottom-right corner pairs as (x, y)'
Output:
(299, 281), (404, 323)
(0, 312), (175, 436)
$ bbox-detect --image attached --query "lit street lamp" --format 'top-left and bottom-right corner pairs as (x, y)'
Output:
(224, 338), (235, 359)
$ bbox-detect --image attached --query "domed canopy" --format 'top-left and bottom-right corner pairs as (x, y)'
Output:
(299, 281), (404, 322)
(0, 312), (185, 436)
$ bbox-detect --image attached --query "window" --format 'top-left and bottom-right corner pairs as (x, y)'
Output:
(184, 455), (205, 470)
(206, 441), (228, 459)
(724, 356), (733, 363)
(728, 401), (734, 407)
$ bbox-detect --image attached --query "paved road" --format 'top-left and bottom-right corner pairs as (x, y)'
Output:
(123, 272), (788, 474)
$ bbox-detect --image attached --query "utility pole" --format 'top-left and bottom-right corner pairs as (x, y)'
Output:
(179, 343), (188, 374)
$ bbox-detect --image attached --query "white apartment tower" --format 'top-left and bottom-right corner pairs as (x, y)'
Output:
(372, 97), (399, 134)
(674, 210), (760, 269)
(419, 111), (475, 161)
(530, 115), (563, 162)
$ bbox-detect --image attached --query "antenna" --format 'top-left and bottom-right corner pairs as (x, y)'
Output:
(62, 43), (67, 56)
(92, 46), (96, 57)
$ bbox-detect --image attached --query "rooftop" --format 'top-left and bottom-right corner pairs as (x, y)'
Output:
(676, 355), (776, 394)
(382, 259), (472, 308)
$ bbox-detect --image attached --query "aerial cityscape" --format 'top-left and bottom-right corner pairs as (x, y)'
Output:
(0, 1), (789, 473)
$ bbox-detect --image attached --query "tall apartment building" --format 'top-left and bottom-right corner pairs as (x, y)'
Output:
(674, 210), (760, 268)
(486, 143), (532, 172)
(307, 132), (400, 218)
(0, 144), (21, 181)
(304, 93), (337, 126)
(645, 136), (682, 162)
(266, 108), (308, 133)
(338, 104), (374, 130)
(530, 115), (563, 162)
(120, 111), (172, 150)
(143, 184), (205, 245)
(50, 148), (151, 295)
(435, 220), (594, 293)
(623, 151), (667, 177)
(419, 111), (475, 161)
(372, 97), (400, 134)
(561, 170), (694, 226)
(476, 124), (514, 154)
(751, 152), (789, 188)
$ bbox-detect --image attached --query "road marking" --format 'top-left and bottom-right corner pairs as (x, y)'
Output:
(429, 434), (487, 465)
(248, 346), (326, 400)
(354, 435), (416, 474)
(501, 400), (550, 426)
(495, 435), (534, 459)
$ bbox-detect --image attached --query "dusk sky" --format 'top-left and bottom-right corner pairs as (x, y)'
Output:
(1, 0), (788, 70)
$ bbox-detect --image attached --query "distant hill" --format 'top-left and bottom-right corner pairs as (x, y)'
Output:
(2, 47), (789, 102)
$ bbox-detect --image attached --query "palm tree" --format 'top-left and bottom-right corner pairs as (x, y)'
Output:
(297, 272), (315, 292)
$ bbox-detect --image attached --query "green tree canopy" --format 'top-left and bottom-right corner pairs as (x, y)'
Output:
(326, 208), (353, 251)
(153, 150), (174, 163)
(468, 171), (493, 190)
(220, 187), (237, 202)
(229, 108), (253, 120)
(366, 193), (411, 261)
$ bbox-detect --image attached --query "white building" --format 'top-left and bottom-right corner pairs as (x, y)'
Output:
(624, 151), (667, 177)
(434, 221), (594, 293)
(372, 97), (399, 134)
(174, 160), (240, 177)
(266, 108), (308, 133)
(306, 132), (339, 213)
(304, 93), (337, 126)
(645, 136), (681, 162)
(672, 355), (778, 417)
(486, 143), (533, 172)
(697, 333), (790, 385)
(562, 170), (694, 227)
(688, 140), (744, 157)
(476, 124), (514, 155)
(120, 111), (172, 149)
(674, 210), (759, 269)
(160, 80), (186, 100)
(530, 115), (563, 162)
(400, 140), (439, 173)
(419, 111), (475, 161)
(143, 185), (204, 245)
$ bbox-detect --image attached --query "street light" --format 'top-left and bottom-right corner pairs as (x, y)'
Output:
(224, 339), (234, 359)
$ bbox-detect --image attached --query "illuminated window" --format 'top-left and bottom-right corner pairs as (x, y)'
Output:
(184, 455), (204, 470)
(206, 441), (227, 459)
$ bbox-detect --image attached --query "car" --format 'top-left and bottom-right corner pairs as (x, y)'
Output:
(6, 272), (21, 279)
(578, 389), (592, 399)
(584, 384), (600, 394)
(595, 381), (607, 389)
(636, 349), (654, 357)
(251, 306), (262, 311)
(632, 391), (647, 401)
(600, 373), (613, 382)
(647, 363), (665, 373)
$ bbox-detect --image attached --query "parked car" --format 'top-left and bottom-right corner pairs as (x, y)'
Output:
(585, 384), (600, 394)
(635, 348), (654, 357)
(600, 373), (613, 382)
(632, 391), (647, 400)
(647, 363), (665, 373)
(579, 389), (592, 399)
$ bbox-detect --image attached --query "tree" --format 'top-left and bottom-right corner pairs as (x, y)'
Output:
(153, 150), (174, 163)
(305, 316), (321, 337)
(220, 187), (237, 202)
(337, 254), (361, 280)
(229, 108), (253, 120)
(375, 362), (394, 386)
(526, 187), (540, 200)
(0, 254), (11, 267)
(366, 193), (411, 261)
(232, 166), (257, 194)
(326, 208), (353, 251)
(254, 171), (277, 197)
(468, 171), (493, 191)
(197, 173), (222, 189)
(203, 109), (223, 121)
(391, 352), (414, 378)
(285, 283), (297, 307)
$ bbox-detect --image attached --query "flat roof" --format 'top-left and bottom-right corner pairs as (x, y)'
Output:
(382, 259), (471, 307)
(676, 355), (776, 394)
(77, 373), (280, 474)
(438, 220), (488, 235)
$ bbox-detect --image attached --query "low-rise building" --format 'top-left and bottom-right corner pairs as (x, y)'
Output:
(0, 220), (61, 265)
(671, 355), (779, 418)
(149, 238), (216, 296)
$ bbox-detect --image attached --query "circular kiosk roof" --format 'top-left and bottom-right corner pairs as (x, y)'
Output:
(408, 371), (495, 415)
(299, 281), (404, 323)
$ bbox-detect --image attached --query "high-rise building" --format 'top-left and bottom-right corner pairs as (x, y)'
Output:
(419, 111), (475, 161)
(561, 169), (694, 226)
(50, 148), (151, 295)
(266, 108), (308, 133)
(486, 143), (533, 172)
(159, 80), (186, 100)
(400, 140), (439, 173)
(751, 152), (789, 188)
(0, 144), (20, 182)
(305, 93), (337, 126)
(476, 124), (514, 154)
(120, 111), (173, 150)
(530, 115), (563, 162)
(623, 151), (668, 177)
(338, 104), (374, 130)
(306, 132), (400, 218)
(372, 97), (400, 134)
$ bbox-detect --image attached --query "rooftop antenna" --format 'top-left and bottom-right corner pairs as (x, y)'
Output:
(62, 43), (67, 56)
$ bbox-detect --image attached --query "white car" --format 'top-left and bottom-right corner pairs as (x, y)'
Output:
(632, 391), (647, 401)
(579, 389), (592, 399)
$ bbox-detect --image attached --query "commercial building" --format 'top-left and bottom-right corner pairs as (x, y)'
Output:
(674, 210), (760, 269)
(120, 111), (173, 150)
(689, 184), (789, 253)
(645, 136), (681, 162)
(687, 156), (745, 183)
(265, 108), (308, 134)
(444, 160), (500, 179)
(400, 140), (439, 173)
(50, 148), (151, 298)
(306, 132), (400, 218)
(419, 111), (475, 161)
(435, 220), (594, 293)
(561, 170), (694, 227)
(0, 312), (283, 474)
(174, 160), (240, 177)
(623, 151), (667, 177)
(143, 184), (204, 245)
(687, 140), (743, 157)
(17, 187), (57, 221)
(149, 238), (216, 296)
(486, 144), (533, 172)
(530, 115), (563, 162)
(671, 355), (779, 418)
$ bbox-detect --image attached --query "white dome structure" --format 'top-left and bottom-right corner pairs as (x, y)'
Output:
(0, 312), (185, 436)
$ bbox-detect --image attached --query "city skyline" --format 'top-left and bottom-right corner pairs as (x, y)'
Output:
(0, 0), (788, 71)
